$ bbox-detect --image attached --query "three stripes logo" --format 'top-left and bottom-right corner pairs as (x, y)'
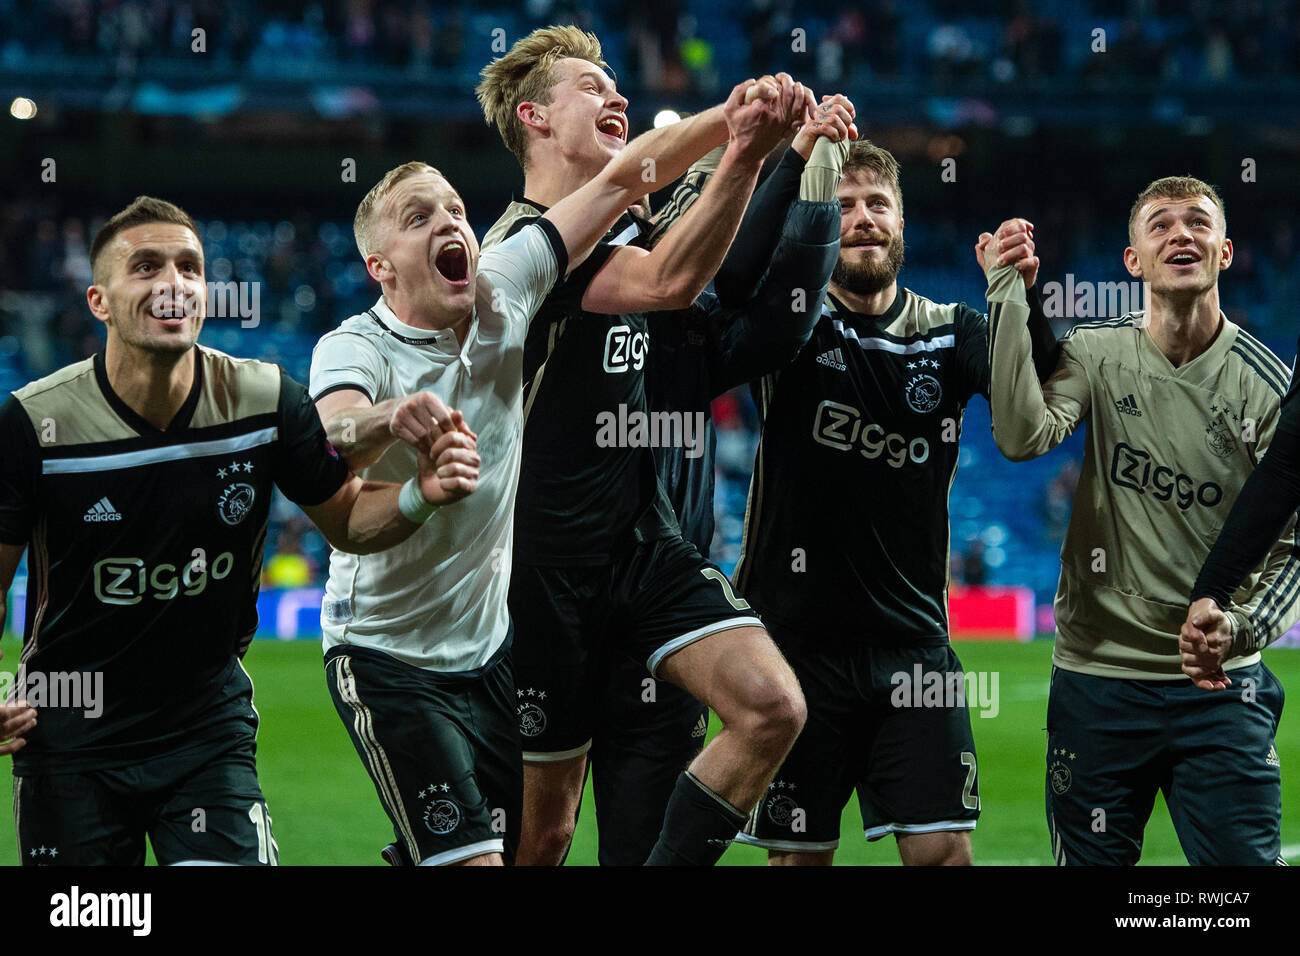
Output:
(1114, 393), (1142, 417)
(815, 347), (847, 372)
(691, 714), (708, 739)
(83, 497), (122, 522)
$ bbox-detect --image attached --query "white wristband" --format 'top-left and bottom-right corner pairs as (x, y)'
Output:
(398, 477), (438, 524)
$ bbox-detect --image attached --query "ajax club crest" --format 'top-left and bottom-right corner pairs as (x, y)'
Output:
(517, 687), (548, 738)
(419, 784), (461, 834)
(904, 358), (942, 413)
(216, 461), (257, 526)
(1048, 746), (1075, 795)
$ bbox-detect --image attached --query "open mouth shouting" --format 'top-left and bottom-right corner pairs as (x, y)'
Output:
(434, 239), (471, 288)
(596, 113), (627, 147)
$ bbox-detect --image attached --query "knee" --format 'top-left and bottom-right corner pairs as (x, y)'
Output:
(732, 667), (806, 751)
(901, 833), (972, 866)
(520, 816), (576, 866)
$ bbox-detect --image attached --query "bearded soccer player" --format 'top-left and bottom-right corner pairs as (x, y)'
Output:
(478, 26), (815, 866)
(984, 176), (1297, 865)
(307, 102), (750, 867)
(0, 196), (476, 865)
(730, 141), (1057, 865)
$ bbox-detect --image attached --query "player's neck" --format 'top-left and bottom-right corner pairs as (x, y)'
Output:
(1143, 289), (1224, 368)
(103, 337), (196, 430)
(829, 280), (898, 318)
(523, 146), (605, 209)
(381, 290), (472, 344)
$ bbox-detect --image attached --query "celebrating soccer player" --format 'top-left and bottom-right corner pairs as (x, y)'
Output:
(547, 98), (855, 865)
(0, 196), (477, 865)
(478, 26), (817, 866)
(307, 97), (767, 866)
(729, 141), (1057, 865)
(984, 176), (1297, 865)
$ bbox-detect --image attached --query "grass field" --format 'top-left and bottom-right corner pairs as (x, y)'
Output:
(2, 635), (1297, 865)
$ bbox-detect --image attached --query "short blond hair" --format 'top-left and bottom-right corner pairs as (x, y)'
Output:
(1128, 175), (1225, 244)
(476, 25), (611, 170)
(843, 140), (903, 217)
(354, 161), (444, 258)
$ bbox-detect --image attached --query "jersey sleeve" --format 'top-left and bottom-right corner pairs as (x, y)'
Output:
(986, 261), (1092, 460)
(645, 144), (727, 249)
(477, 219), (566, 326)
(273, 370), (351, 507)
(711, 147), (808, 309)
(0, 395), (38, 545)
(703, 194), (841, 395)
(309, 329), (387, 404)
(958, 285), (1060, 403)
(1193, 363), (1300, 654)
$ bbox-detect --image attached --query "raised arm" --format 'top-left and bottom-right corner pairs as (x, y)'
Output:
(563, 74), (813, 314)
(982, 220), (1091, 461)
(711, 97), (855, 308)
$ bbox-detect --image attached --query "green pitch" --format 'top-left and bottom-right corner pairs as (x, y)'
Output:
(1, 636), (1296, 866)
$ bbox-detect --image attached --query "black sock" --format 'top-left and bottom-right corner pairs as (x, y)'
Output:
(644, 771), (748, 866)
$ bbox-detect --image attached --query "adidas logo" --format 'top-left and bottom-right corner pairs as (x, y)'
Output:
(691, 714), (708, 739)
(1114, 393), (1142, 417)
(1267, 745), (1280, 767)
(815, 348), (847, 372)
(83, 497), (122, 522)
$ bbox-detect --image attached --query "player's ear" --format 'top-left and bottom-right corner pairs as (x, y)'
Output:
(1122, 246), (1142, 279)
(1219, 237), (1233, 271)
(517, 101), (548, 134)
(86, 283), (111, 325)
(365, 252), (390, 284)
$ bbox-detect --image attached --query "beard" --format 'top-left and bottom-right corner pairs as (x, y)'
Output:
(832, 233), (905, 296)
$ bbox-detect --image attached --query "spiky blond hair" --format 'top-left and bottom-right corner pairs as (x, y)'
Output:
(476, 25), (611, 170)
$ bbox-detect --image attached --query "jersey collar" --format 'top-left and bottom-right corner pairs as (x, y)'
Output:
(93, 346), (204, 435)
(827, 286), (907, 326)
(1137, 309), (1236, 382)
(368, 296), (461, 350)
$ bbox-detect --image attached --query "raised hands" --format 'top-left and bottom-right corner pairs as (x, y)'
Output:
(975, 218), (1040, 289)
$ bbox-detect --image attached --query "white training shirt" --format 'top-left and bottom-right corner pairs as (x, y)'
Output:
(308, 221), (565, 672)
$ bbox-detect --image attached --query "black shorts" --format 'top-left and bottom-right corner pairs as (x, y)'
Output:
(508, 533), (760, 761)
(14, 729), (276, 866)
(587, 645), (708, 865)
(739, 629), (980, 852)
(325, 640), (523, 866)
(1045, 663), (1285, 866)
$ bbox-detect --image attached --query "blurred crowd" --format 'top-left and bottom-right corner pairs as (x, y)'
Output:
(4, 0), (1300, 92)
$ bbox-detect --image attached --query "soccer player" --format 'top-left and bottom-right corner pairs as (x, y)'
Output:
(478, 26), (812, 866)
(730, 141), (1056, 865)
(0, 195), (477, 865)
(564, 103), (854, 865)
(1185, 343), (1300, 690)
(307, 91), (775, 867)
(983, 176), (1297, 865)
